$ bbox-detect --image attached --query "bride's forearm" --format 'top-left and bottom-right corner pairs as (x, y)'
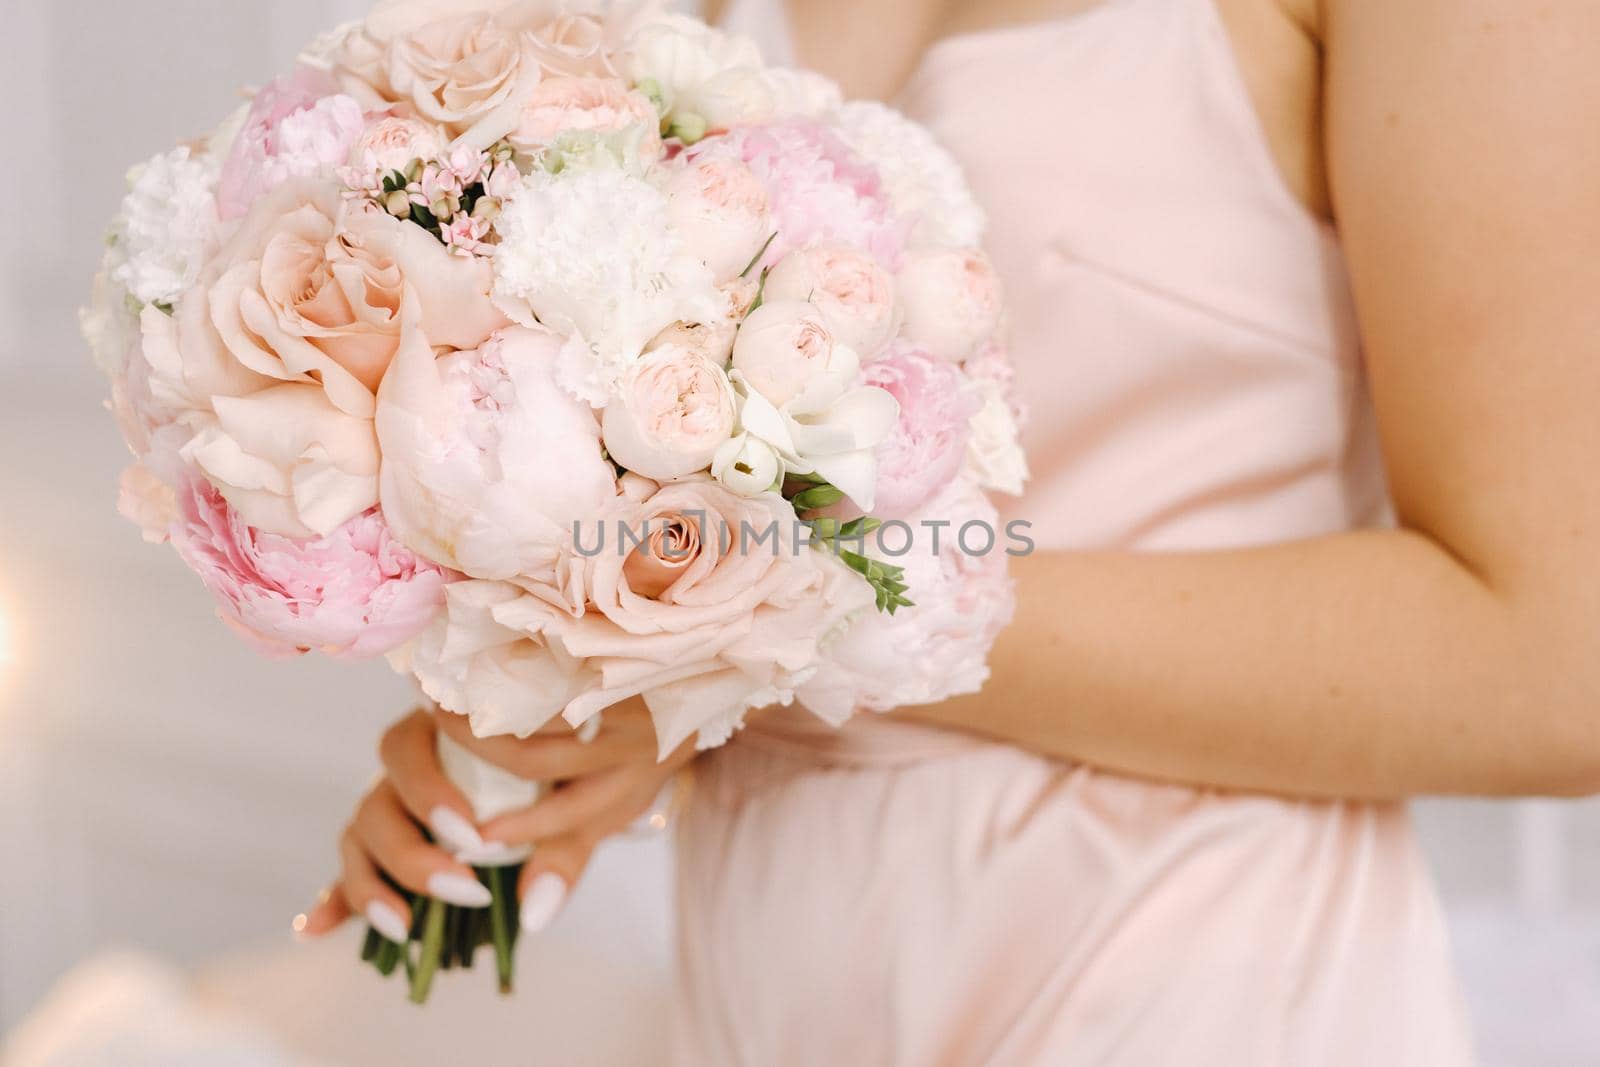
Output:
(904, 533), (1600, 800)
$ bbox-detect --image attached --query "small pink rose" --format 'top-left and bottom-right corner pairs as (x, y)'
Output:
(896, 248), (1003, 363)
(348, 115), (447, 176)
(509, 76), (662, 160)
(764, 241), (897, 358)
(602, 343), (737, 481)
(731, 300), (846, 409)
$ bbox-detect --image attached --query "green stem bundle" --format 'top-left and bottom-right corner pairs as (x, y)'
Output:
(360, 862), (524, 1005)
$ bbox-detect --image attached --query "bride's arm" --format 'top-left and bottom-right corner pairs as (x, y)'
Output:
(904, 0), (1600, 800)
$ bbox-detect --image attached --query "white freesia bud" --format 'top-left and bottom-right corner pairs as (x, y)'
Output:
(601, 343), (737, 481)
(763, 242), (898, 359)
(896, 248), (1003, 363)
(712, 432), (782, 496)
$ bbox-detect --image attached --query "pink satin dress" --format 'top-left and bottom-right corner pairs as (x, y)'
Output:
(672, 0), (1475, 1062)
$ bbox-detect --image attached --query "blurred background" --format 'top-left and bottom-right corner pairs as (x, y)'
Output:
(1, 2), (1597, 1065)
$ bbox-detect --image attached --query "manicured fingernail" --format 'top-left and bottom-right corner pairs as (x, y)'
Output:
(520, 873), (567, 934)
(456, 841), (519, 866)
(366, 901), (410, 943)
(428, 872), (492, 908)
(429, 806), (484, 855)
(291, 913), (310, 940)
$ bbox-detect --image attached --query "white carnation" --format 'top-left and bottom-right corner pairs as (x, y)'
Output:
(107, 146), (222, 309)
(838, 100), (986, 249)
(493, 163), (722, 405)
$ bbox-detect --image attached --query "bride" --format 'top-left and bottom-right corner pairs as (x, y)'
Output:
(302, 0), (1600, 1061)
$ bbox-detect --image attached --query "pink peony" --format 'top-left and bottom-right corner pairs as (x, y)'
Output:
(687, 122), (903, 270)
(375, 325), (618, 580)
(217, 68), (365, 220)
(171, 475), (449, 659)
(860, 346), (982, 519)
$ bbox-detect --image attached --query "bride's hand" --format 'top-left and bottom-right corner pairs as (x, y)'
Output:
(295, 701), (694, 940)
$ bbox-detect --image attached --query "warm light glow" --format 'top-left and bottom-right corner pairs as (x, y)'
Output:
(0, 603), (11, 670)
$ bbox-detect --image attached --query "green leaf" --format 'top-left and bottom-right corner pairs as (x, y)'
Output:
(790, 484), (845, 511)
(747, 265), (773, 314)
(739, 232), (779, 279)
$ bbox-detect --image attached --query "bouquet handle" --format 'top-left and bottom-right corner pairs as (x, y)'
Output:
(359, 726), (551, 1002)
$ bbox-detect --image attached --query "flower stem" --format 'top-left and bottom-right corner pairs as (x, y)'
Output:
(407, 896), (449, 1005)
(487, 864), (520, 995)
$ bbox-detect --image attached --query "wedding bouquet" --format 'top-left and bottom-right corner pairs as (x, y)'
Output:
(83, 0), (1029, 1004)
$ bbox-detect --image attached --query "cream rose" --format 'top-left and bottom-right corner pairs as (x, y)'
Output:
(185, 179), (507, 418)
(763, 241), (897, 358)
(182, 382), (381, 538)
(896, 248), (1003, 363)
(334, 9), (541, 148)
(509, 76), (663, 160)
(731, 299), (851, 409)
(557, 480), (875, 753)
(665, 154), (771, 283)
(602, 343), (737, 481)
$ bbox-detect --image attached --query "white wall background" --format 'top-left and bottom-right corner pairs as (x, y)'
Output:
(1, 3), (1597, 1064)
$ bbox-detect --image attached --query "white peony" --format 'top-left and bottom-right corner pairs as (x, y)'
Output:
(493, 162), (724, 406)
(107, 146), (223, 309)
(837, 100), (986, 250)
(796, 478), (1016, 719)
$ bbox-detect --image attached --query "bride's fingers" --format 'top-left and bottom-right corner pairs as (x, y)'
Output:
(352, 781), (492, 909)
(294, 882), (352, 939)
(480, 768), (644, 846)
(433, 705), (622, 781)
(378, 708), (483, 856)
(338, 828), (413, 944)
(515, 832), (598, 934)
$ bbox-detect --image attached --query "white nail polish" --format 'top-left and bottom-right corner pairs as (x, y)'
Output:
(366, 901), (410, 943)
(455, 841), (524, 866)
(520, 873), (567, 934)
(429, 806), (484, 855)
(428, 872), (493, 908)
